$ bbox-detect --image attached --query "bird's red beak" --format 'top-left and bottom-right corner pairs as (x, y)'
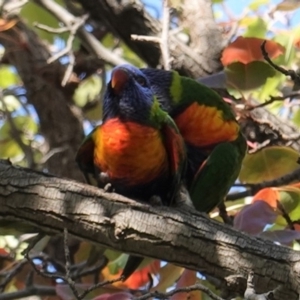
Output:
(111, 68), (129, 94)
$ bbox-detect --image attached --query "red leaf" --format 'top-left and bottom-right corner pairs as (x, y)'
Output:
(252, 188), (279, 209)
(123, 260), (160, 289)
(294, 224), (300, 231)
(170, 270), (201, 300)
(221, 37), (285, 66)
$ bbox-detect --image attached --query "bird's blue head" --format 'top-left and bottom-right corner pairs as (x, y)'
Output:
(140, 68), (174, 112)
(103, 64), (155, 123)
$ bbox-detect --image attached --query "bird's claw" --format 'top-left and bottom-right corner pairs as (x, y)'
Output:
(104, 183), (114, 192)
(149, 195), (163, 206)
(173, 184), (195, 211)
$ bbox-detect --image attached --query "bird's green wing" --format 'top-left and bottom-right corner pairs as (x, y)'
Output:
(75, 127), (98, 185)
(150, 98), (187, 205)
(190, 132), (247, 213)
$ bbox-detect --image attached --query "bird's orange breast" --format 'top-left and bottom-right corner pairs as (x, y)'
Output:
(93, 118), (168, 186)
(174, 102), (239, 148)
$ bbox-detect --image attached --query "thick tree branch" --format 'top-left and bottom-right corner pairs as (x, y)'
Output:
(0, 160), (300, 299)
(74, 0), (223, 77)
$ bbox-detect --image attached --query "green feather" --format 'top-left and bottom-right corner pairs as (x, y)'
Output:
(170, 70), (236, 120)
(190, 132), (247, 213)
(141, 67), (247, 213)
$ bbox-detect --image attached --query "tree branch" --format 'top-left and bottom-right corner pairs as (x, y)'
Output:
(34, 0), (128, 66)
(0, 160), (300, 299)
(75, 0), (223, 77)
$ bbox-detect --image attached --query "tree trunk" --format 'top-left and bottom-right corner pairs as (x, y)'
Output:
(0, 18), (84, 181)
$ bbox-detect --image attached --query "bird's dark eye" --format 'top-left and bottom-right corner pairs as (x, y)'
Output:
(136, 76), (146, 86)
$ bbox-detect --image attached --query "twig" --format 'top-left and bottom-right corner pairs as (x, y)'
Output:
(131, 0), (171, 70)
(218, 202), (233, 225)
(131, 34), (160, 44)
(244, 271), (277, 300)
(247, 92), (300, 110)
(62, 49), (75, 86)
(1, 0), (28, 17)
(134, 283), (225, 300)
(39, 145), (69, 164)
(23, 229), (123, 300)
(78, 277), (123, 299)
(45, 14), (88, 86)
(227, 167), (300, 201)
(63, 228), (81, 299)
(261, 40), (300, 86)
(34, 0), (128, 67)
(47, 14), (88, 65)
(276, 200), (300, 244)
(34, 22), (70, 33)
(161, 0), (171, 70)
(71, 258), (107, 281)
(277, 200), (295, 230)
(0, 260), (28, 292)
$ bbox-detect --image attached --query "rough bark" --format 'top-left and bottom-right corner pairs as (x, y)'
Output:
(0, 18), (84, 181)
(242, 99), (300, 152)
(0, 159), (299, 299)
(180, 0), (223, 73)
(75, 0), (223, 77)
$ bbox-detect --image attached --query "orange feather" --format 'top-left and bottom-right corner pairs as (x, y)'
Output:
(93, 118), (168, 186)
(174, 102), (239, 148)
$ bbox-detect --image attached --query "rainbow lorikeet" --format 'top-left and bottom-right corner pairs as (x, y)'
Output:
(76, 64), (187, 205)
(76, 65), (188, 283)
(120, 69), (247, 281)
(140, 68), (247, 213)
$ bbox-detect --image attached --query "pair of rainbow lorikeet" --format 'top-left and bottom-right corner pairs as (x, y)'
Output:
(75, 64), (247, 280)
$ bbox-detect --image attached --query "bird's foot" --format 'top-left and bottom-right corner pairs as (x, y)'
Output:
(104, 183), (114, 193)
(149, 195), (163, 206)
(173, 184), (195, 212)
(99, 172), (110, 184)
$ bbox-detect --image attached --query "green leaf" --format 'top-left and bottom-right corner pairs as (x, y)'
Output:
(278, 188), (300, 215)
(20, 1), (65, 43)
(0, 139), (23, 159)
(243, 18), (268, 39)
(101, 33), (116, 49)
(239, 146), (300, 183)
(255, 73), (285, 101)
(225, 61), (276, 90)
(0, 66), (20, 88)
(292, 107), (300, 127)
(14, 116), (38, 136)
(274, 26), (300, 67)
(84, 100), (103, 122)
(249, 0), (270, 10)
(121, 42), (144, 67)
(0, 116), (38, 141)
(73, 75), (102, 107)
(0, 95), (21, 112)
